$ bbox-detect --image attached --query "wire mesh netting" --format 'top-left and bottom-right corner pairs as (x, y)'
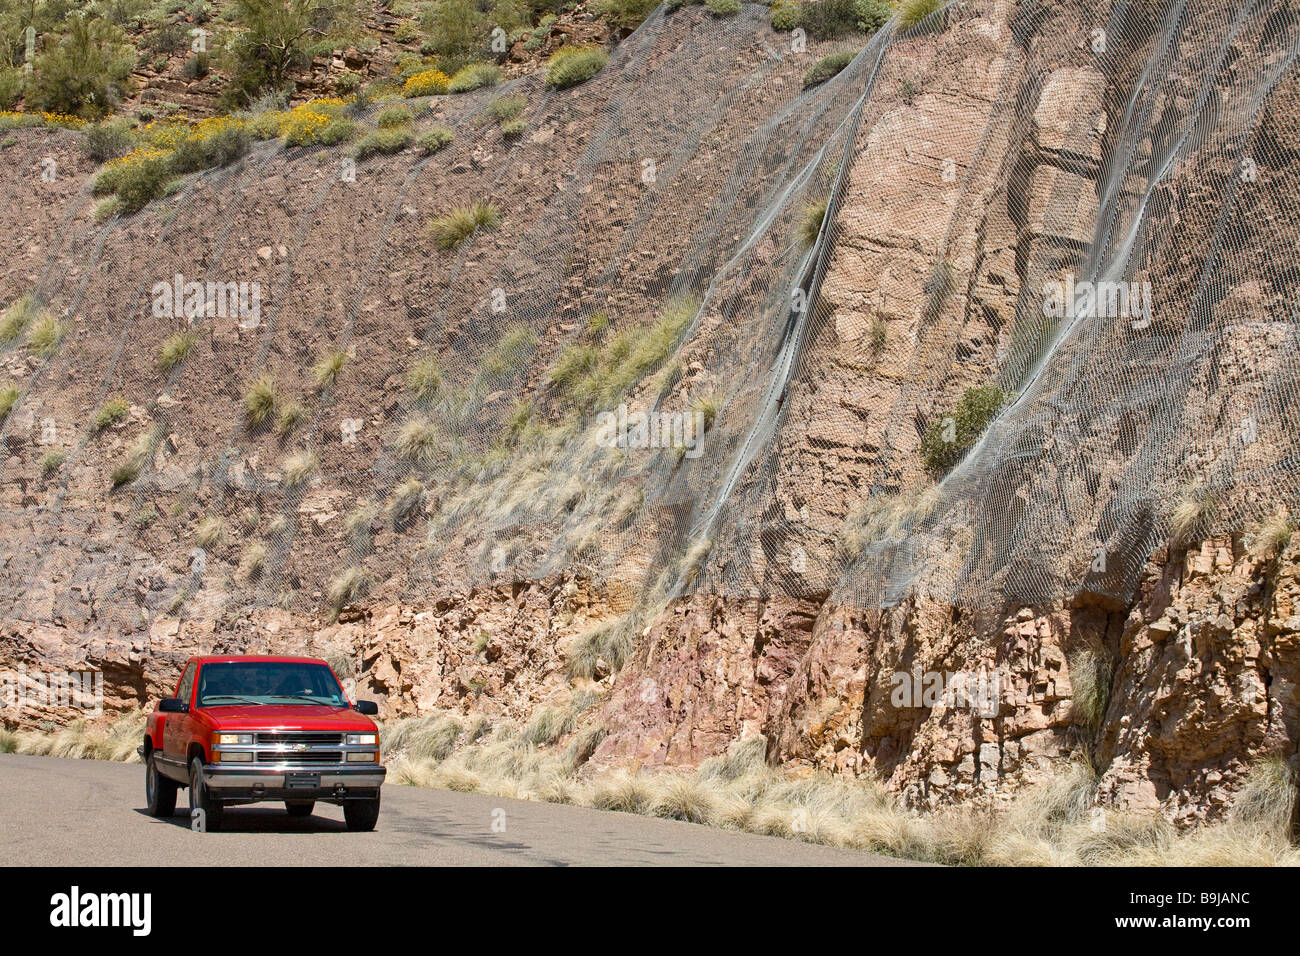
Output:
(1, 0), (1299, 637)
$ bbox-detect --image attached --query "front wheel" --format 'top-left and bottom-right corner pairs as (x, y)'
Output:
(343, 795), (380, 832)
(189, 757), (224, 832)
(145, 752), (178, 817)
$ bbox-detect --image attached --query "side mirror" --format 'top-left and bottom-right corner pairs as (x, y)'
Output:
(159, 698), (189, 714)
(353, 700), (378, 716)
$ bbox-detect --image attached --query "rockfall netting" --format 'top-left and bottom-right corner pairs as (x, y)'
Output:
(2, 0), (1299, 634)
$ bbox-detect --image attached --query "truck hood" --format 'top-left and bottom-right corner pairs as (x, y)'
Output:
(205, 705), (378, 733)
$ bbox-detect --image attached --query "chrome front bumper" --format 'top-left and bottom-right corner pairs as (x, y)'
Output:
(202, 764), (386, 799)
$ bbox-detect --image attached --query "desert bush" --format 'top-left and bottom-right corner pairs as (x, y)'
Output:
(92, 396), (130, 431)
(920, 383), (1004, 475)
(25, 313), (65, 357)
(388, 477), (425, 522)
(1247, 510), (1296, 557)
(157, 330), (196, 372)
(276, 400), (305, 436)
(405, 356), (442, 401)
(85, 119), (137, 162)
(403, 68), (451, 96)
(855, 0), (893, 31)
(489, 95), (526, 122)
(501, 119), (525, 139)
(0, 295), (39, 343)
(0, 383), (18, 421)
(376, 103), (413, 128)
(194, 515), (225, 549)
(565, 617), (634, 679)
(803, 50), (854, 88)
(546, 46), (607, 89)
(447, 62), (499, 93)
(592, 0), (659, 29)
(429, 200), (501, 250)
(327, 567), (369, 614)
(29, 15), (135, 118)
(1167, 481), (1220, 546)
(706, 0), (740, 13)
(243, 374), (278, 427)
(221, 0), (361, 106)
(168, 116), (251, 172)
(281, 449), (317, 488)
(311, 350), (348, 388)
(417, 126), (454, 152)
(770, 0), (801, 30)
(799, 198), (827, 245)
(898, 0), (944, 28)
(95, 147), (172, 211)
(397, 417), (439, 464)
(41, 450), (65, 475)
(1067, 643), (1113, 730)
(280, 98), (354, 146)
(798, 0), (859, 37)
(418, 0), (483, 62)
(352, 127), (413, 159)
(240, 542), (267, 580)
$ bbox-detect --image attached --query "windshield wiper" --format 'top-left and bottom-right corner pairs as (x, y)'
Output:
(266, 694), (337, 705)
(199, 695), (264, 706)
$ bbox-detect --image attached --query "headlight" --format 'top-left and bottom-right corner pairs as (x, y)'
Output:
(214, 732), (254, 746)
(216, 751), (253, 762)
(346, 733), (378, 746)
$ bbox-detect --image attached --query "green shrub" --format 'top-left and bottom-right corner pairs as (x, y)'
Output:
(29, 15), (136, 118)
(402, 68), (451, 96)
(418, 0), (484, 62)
(500, 119), (525, 139)
(489, 95), (526, 122)
(406, 356), (442, 401)
(394, 19), (418, 43)
(84, 120), (137, 162)
(799, 0), (860, 37)
(0, 295), (39, 343)
(0, 69), (20, 110)
(376, 104), (413, 128)
(706, 0), (740, 13)
(26, 313), (65, 357)
(920, 383), (1004, 475)
(898, 0), (944, 27)
(417, 126), (454, 152)
(0, 383), (18, 421)
(352, 127), (413, 159)
(429, 200), (501, 251)
(244, 374), (277, 427)
(93, 396), (130, 431)
(447, 63), (499, 93)
(312, 350), (347, 388)
(168, 121), (251, 173)
(799, 198), (827, 245)
(41, 450), (65, 475)
(803, 51), (854, 88)
(549, 345), (600, 391)
(157, 331), (196, 372)
(546, 46), (608, 89)
(276, 399), (305, 436)
(592, 0), (659, 29)
(855, 0), (893, 31)
(770, 1), (802, 30)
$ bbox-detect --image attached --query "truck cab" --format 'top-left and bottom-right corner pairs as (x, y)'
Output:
(141, 655), (385, 832)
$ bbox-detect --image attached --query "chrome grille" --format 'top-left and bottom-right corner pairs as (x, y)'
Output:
(255, 732), (343, 746)
(256, 750), (343, 764)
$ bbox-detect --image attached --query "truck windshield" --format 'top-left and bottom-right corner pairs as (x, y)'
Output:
(196, 661), (347, 707)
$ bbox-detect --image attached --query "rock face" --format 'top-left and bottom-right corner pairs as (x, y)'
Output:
(4, 0), (1300, 829)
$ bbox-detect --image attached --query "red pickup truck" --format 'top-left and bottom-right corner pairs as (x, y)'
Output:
(141, 655), (386, 832)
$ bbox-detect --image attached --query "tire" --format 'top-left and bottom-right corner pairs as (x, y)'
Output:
(188, 757), (224, 832)
(285, 800), (315, 817)
(343, 795), (380, 832)
(145, 751), (178, 817)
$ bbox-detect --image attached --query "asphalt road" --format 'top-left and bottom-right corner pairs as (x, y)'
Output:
(0, 754), (917, 866)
